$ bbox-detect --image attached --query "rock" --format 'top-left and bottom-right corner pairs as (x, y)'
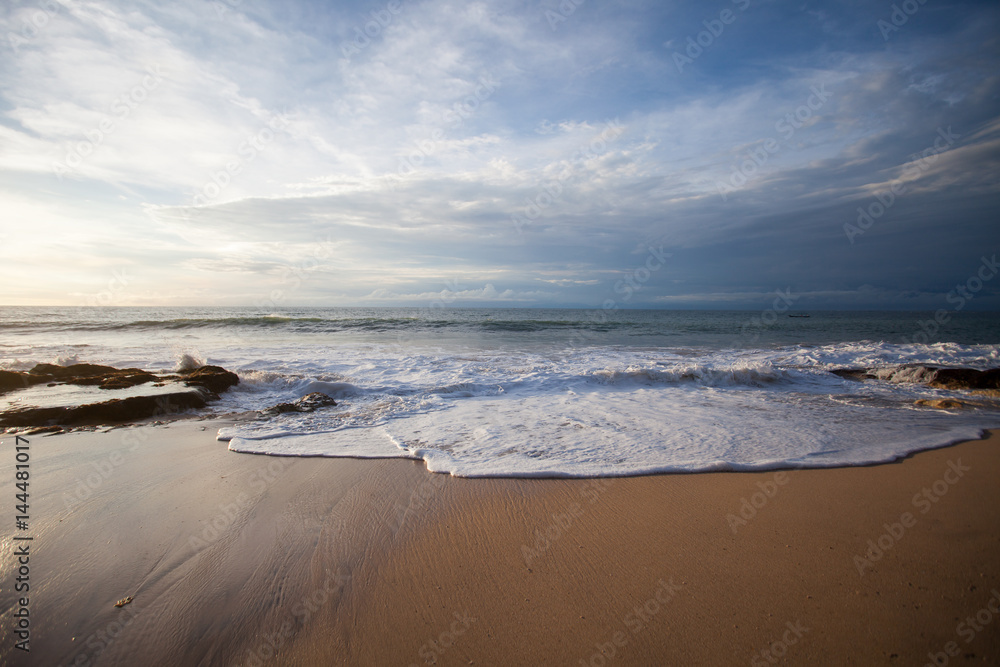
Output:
(259, 392), (337, 417)
(29, 363), (119, 379)
(181, 365), (240, 393)
(925, 368), (1000, 391)
(831, 366), (1000, 390)
(67, 369), (160, 390)
(0, 363), (241, 426)
(97, 371), (160, 390)
(915, 399), (966, 409)
(296, 392), (338, 410)
(0, 370), (37, 393)
(2, 364), (160, 394)
(0, 389), (211, 428)
(3, 363), (238, 395)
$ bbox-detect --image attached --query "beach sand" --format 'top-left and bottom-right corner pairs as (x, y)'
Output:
(1, 422), (998, 665)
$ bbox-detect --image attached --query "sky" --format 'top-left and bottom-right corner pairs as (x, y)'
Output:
(0, 0), (998, 309)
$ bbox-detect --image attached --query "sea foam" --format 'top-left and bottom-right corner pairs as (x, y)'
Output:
(217, 343), (1000, 477)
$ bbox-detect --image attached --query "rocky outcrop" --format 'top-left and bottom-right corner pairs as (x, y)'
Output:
(180, 365), (239, 393)
(0, 363), (240, 394)
(28, 363), (119, 378)
(1, 363), (158, 393)
(0, 388), (212, 427)
(924, 368), (1000, 391)
(831, 365), (1000, 390)
(73, 369), (160, 390)
(0, 370), (37, 393)
(914, 398), (966, 409)
(0, 363), (241, 427)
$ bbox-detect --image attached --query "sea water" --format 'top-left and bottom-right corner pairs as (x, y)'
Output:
(2, 307), (998, 477)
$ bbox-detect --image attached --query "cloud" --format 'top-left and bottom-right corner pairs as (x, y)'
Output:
(0, 0), (998, 307)
(359, 283), (553, 304)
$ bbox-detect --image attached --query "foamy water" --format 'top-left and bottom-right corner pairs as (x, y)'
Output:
(3, 307), (999, 477)
(214, 343), (1000, 476)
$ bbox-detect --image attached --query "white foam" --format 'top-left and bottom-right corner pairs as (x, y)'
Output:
(215, 344), (1000, 477)
(370, 390), (986, 476)
(589, 361), (790, 387)
(54, 353), (80, 367)
(226, 426), (410, 459)
(294, 380), (363, 399)
(174, 352), (206, 372)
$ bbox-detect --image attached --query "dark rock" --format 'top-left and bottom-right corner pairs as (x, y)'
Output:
(297, 392), (338, 410)
(3, 363), (235, 395)
(0, 370), (38, 393)
(98, 370), (160, 390)
(0, 363), (241, 426)
(0, 389), (210, 427)
(915, 398), (966, 409)
(831, 366), (1000, 390)
(181, 365), (240, 393)
(2, 364), (155, 395)
(65, 368), (160, 390)
(926, 368), (1000, 390)
(259, 391), (337, 417)
(259, 402), (300, 416)
(29, 363), (119, 379)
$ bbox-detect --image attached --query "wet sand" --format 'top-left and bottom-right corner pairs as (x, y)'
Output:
(1, 423), (998, 665)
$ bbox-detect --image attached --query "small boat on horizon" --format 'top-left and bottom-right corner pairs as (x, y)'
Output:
(788, 314), (811, 318)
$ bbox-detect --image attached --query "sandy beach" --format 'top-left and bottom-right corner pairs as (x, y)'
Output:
(2, 422), (998, 666)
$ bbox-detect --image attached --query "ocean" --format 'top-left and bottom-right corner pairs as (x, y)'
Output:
(2, 306), (999, 477)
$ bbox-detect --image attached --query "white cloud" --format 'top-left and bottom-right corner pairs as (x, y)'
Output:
(1, 0), (997, 307)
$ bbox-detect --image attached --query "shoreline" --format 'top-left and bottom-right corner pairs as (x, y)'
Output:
(0, 424), (997, 665)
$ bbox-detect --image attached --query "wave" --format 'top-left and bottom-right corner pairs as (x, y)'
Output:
(128, 316), (329, 329)
(477, 319), (622, 332)
(0, 316), (319, 331)
(293, 380), (364, 399)
(116, 316), (448, 332)
(590, 362), (792, 388)
(174, 353), (206, 372)
(0, 313), (642, 335)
